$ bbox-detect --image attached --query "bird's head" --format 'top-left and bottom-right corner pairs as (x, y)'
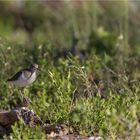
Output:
(30, 63), (40, 71)
(32, 63), (38, 69)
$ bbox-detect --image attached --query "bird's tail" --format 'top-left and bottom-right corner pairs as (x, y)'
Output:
(7, 79), (11, 82)
(6, 79), (13, 84)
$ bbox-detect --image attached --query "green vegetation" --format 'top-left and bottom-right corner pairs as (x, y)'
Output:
(0, 1), (140, 139)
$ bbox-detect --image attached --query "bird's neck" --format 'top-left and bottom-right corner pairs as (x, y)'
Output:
(29, 67), (37, 73)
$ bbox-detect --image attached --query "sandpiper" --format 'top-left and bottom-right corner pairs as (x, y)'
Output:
(7, 64), (39, 87)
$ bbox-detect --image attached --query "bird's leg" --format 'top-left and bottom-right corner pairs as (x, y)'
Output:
(22, 87), (25, 94)
(19, 87), (24, 102)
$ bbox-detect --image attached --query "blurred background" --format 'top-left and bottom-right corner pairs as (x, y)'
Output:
(0, 0), (138, 48)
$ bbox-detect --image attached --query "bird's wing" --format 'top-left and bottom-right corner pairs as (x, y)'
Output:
(7, 71), (22, 81)
(23, 69), (32, 80)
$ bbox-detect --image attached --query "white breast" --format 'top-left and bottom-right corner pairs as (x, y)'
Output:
(13, 72), (36, 87)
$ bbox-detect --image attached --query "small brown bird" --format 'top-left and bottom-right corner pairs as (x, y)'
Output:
(7, 64), (39, 87)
